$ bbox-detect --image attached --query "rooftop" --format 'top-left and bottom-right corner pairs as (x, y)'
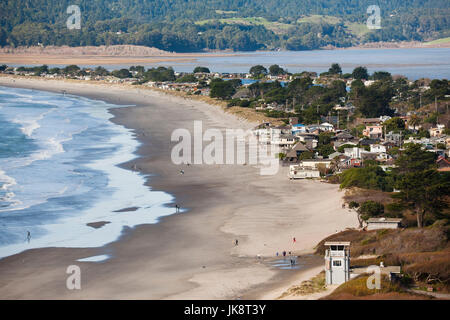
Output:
(325, 241), (350, 246)
(367, 218), (402, 223)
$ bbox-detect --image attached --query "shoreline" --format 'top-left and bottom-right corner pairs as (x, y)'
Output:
(0, 76), (358, 299)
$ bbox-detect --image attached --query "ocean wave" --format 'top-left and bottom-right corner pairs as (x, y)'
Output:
(10, 108), (55, 138)
(0, 87), (174, 259)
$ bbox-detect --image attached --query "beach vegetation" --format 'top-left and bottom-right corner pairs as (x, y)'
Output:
(339, 165), (391, 192)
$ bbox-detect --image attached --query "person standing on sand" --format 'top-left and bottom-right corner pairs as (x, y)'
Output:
(26, 231), (31, 243)
(235, 239), (238, 246)
(293, 237), (296, 244)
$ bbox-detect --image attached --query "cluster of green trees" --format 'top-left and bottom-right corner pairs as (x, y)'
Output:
(1, 0), (449, 51)
(211, 63), (440, 123)
(7, 62), (449, 128)
(341, 144), (450, 228)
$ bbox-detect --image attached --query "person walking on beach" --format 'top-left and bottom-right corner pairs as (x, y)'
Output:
(235, 239), (238, 246)
(282, 251), (286, 257)
(175, 204), (180, 213)
(26, 231), (31, 243)
(293, 237), (296, 244)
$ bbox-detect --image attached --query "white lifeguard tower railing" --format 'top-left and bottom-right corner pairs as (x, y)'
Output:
(324, 241), (351, 285)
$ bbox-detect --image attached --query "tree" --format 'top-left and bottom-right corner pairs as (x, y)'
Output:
(210, 79), (236, 99)
(349, 200), (384, 228)
(359, 201), (384, 221)
(372, 71), (392, 81)
(249, 65), (268, 78)
(355, 81), (394, 117)
(383, 117), (405, 133)
(94, 66), (109, 76)
(194, 66), (210, 73)
(176, 74), (198, 83)
(352, 66), (369, 80)
(269, 64), (286, 76)
(348, 201), (363, 227)
(63, 65), (80, 76)
(408, 114), (421, 131)
(393, 144), (450, 227)
(328, 63), (342, 75)
(112, 68), (132, 79)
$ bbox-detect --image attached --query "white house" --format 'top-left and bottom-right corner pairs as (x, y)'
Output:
(288, 165), (320, 179)
(367, 218), (402, 230)
(300, 159), (332, 169)
(271, 134), (297, 148)
(370, 144), (387, 153)
(319, 122), (334, 132)
(344, 147), (366, 159)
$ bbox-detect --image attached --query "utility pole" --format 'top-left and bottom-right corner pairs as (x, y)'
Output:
(435, 96), (438, 125)
(337, 110), (340, 130)
(317, 105), (320, 124)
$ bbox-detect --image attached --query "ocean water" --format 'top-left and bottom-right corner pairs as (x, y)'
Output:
(0, 86), (175, 259)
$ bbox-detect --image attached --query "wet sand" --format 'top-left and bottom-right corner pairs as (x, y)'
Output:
(0, 76), (357, 299)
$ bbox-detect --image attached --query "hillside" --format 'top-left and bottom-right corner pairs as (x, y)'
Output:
(1, 0), (449, 52)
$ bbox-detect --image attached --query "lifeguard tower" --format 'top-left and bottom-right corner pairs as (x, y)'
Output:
(324, 241), (350, 285)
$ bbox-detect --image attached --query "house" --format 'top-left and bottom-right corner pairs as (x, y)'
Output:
(320, 122), (334, 132)
(356, 118), (382, 126)
(363, 125), (383, 139)
(295, 132), (318, 143)
(344, 147), (366, 159)
(437, 156), (450, 172)
(359, 138), (379, 147)
(301, 159), (332, 169)
(367, 218), (402, 230)
(334, 141), (357, 151)
(370, 144), (387, 153)
(284, 142), (311, 162)
(335, 131), (355, 142)
(361, 152), (379, 161)
(271, 134), (297, 148)
(291, 123), (307, 135)
(385, 131), (402, 146)
(429, 124), (446, 137)
(288, 165), (320, 179)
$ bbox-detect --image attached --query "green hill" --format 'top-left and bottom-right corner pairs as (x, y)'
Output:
(1, 0), (449, 52)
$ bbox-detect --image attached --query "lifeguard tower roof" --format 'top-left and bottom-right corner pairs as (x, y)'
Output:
(324, 241), (350, 246)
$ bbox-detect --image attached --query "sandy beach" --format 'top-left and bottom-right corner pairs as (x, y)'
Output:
(0, 76), (357, 299)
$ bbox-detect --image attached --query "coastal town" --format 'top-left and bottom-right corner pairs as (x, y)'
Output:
(2, 62), (449, 183)
(0, 61), (449, 299)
